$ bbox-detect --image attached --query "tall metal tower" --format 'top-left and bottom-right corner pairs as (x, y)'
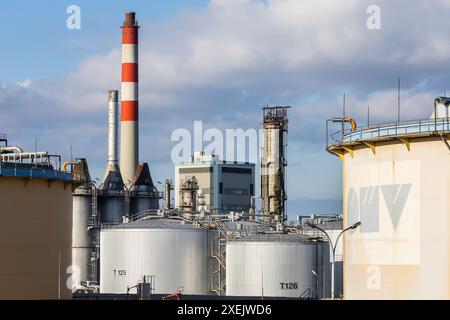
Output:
(260, 106), (290, 224)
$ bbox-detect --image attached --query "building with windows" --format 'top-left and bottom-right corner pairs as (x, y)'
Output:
(174, 152), (255, 214)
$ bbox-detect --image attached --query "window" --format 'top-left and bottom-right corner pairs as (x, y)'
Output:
(221, 167), (252, 174)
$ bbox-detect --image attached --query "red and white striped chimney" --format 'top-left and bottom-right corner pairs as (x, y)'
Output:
(120, 12), (139, 186)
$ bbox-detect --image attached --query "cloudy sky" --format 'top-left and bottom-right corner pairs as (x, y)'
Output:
(1, 0), (450, 219)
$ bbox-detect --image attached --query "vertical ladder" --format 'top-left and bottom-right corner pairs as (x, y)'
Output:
(89, 187), (100, 283)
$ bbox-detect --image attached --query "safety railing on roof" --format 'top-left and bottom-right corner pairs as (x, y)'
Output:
(326, 118), (450, 148)
(0, 165), (72, 181)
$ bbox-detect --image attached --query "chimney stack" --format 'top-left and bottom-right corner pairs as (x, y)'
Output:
(120, 12), (139, 187)
(107, 90), (119, 167)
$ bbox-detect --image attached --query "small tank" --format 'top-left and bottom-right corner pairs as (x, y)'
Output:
(226, 233), (330, 299)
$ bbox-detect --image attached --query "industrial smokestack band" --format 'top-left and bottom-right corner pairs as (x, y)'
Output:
(120, 12), (139, 186)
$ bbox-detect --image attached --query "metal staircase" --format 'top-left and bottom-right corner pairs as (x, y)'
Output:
(210, 222), (236, 296)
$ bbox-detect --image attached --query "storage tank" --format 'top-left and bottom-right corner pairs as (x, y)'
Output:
(0, 140), (73, 299)
(100, 219), (217, 295)
(226, 234), (330, 299)
(72, 187), (93, 287)
(71, 158), (96, 289)
(326, 96), (450, 299)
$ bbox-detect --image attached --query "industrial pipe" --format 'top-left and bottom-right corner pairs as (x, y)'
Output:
(0, 146), (24, 154)
(63, 161), (78, 172)
(332, 118), (357, 132)
(1, 151), (48, 161)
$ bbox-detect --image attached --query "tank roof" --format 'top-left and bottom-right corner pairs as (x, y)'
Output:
(102, 218), (207, 231)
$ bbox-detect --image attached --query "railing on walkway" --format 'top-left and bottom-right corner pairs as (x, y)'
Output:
(0, 165), (72, 181)
(326, 118), (450, 147)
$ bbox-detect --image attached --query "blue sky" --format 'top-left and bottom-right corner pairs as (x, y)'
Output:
(0, 1), (208, 83)
(2, 0), (450, 219)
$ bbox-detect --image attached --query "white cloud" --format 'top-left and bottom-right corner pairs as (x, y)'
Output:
(16, 79), (32, 88)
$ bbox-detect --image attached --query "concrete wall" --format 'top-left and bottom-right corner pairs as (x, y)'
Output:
(0, 177), (73, 299)
(342, 137), (450, 299)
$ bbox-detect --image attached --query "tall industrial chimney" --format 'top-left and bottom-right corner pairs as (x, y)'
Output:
(120, 12), (139, 187)
(107, 90), (119, 168)
(102, 90), (124, 190)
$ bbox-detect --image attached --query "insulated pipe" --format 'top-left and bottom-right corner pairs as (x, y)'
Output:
(108, 90), (119, 166)
(120, 12), (139, 187)
(0, 146), (24, 154)
(164, 180), (172, 210)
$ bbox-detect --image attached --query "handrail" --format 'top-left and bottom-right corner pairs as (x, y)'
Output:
(0, 165), (72, 181)
(327, 117), (450, 147)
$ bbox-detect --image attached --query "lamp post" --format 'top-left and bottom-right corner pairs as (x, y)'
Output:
(307, 221), (361, 299)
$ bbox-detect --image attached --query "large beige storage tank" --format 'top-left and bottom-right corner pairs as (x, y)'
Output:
(226, 234), (330, 299)
(327, 102), (450, 299)
(0, 161), (73, 299)
(100, 219), (217, 295)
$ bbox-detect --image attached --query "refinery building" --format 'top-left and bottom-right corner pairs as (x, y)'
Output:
(174, 151), (255, 214)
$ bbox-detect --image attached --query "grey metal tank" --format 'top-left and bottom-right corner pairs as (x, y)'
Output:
(71, 159), (95, 289)
(73, 187), (92, 287)
(100, 218), (217, 295)
(226, 233), (331, 299)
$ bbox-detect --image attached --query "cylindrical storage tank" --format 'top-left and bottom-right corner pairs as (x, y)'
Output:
(327, 116), (450, 299)
(72, 187), (93, 288)
(0, 164), (73, 299)
(98, 192), (125, 224)
(226, 234), (330, 299)
(100, 219), (217, 295)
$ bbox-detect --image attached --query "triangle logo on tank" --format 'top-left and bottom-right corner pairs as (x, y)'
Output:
(347, 183), (413, 232)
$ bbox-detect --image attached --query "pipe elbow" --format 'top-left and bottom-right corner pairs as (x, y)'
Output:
(63, 161), (78, 172)
(344, 118), (357, 132)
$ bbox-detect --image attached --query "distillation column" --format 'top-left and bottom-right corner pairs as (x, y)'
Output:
(260, 106), (290, 224)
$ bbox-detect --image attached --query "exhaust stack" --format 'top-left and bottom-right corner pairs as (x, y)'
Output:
(108, 90), (119, 168)
(103, 90), (124, 191)
(120, 12), (139, 187)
